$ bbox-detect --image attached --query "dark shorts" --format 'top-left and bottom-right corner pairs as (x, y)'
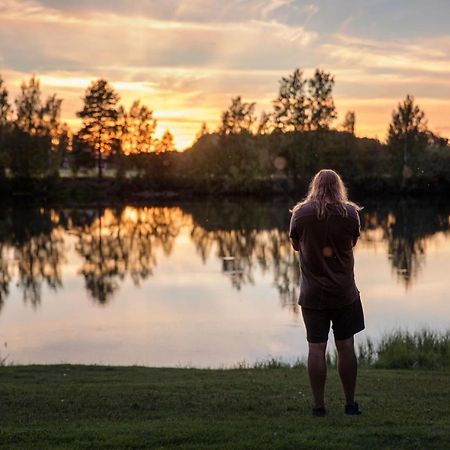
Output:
(301, 296), (365, 343)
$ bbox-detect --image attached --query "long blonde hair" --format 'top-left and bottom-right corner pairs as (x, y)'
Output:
(293, 169), (360, 218)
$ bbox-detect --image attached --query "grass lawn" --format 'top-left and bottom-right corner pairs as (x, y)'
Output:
(0, 365), (449, 449)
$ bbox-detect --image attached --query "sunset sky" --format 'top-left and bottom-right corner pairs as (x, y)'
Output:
(1, 0), (450, 149)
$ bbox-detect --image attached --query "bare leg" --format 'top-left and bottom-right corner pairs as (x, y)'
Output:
(335, 336), (357, 404)
(307, 342), (327, 408)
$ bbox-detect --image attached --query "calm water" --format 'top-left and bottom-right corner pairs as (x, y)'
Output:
(0, 197), (449, 367)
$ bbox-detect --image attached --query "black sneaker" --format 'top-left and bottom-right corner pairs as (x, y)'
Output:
(312, 407), (327, 417)
(345, 402), (362, 415)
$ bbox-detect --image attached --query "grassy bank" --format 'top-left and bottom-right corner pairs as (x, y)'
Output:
(0, 365), (449, 449)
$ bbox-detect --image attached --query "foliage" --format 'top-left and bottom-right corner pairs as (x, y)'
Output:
(0, 76), (11, 178)
(194, 121), (209, 142)
(7, 128), (51, 178)
(219, 96), (256, 135)
(272, 68), (308, 132)
(387, 95), (429, 181)
(69, 133), (96, 175)
(7, 76), (64, 177)
(374, 330), (449, 369)
(77, 79), (120, 178)
(117, 100), (157, 154)
(256, 111), (272, 135)
(0, 76), (11, 128)
(156, 129), (176, 153)
(342, 110), (355, 134)
(307, 68), (337, 130)
(325, 330), (449, 370)
(271, 68), (337, 132)
(0, 71), (449, 193)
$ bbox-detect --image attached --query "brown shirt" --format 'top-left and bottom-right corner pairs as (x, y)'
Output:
(289, 201), (360, 309)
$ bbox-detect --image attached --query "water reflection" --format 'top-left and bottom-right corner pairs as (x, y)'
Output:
(359, 200), (450, 288)
(0, 198), (448, 313)
(0, 208), (66, 307)
(188, 199), (299, 311)
(73, 207), (186, 303)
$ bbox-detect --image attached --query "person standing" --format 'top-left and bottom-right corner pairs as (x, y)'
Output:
(289, 169), (364, 417)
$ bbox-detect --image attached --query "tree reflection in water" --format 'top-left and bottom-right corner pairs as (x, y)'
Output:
(6, 208), (65, 307)
(0, 243), (11, 312)
(0, 198), (448, 313)
(74, 206), (186, 304)
(188, 199), (300, 312)
(360, 199), (450, 288)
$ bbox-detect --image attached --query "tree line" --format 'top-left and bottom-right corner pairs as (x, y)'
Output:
(0, 75), (175, 179)
(0, 69), (449, 192)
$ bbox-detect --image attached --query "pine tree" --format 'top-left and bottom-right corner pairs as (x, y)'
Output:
(77, 79), (119, 178)
(307, 69), (337, 130)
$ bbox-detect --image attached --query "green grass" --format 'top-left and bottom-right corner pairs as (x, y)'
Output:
(325, 330), (450, 370)
(0, 365), (449, 449)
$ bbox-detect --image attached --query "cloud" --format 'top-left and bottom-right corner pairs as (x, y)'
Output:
(324, 34), (450, 75)
(1, 0), (450, 148)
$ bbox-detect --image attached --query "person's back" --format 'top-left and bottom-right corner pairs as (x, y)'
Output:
(290, 201), (360, 309)
(289, 169), (364, 417)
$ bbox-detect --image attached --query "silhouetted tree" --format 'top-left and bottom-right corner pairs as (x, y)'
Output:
(0, 76), (10, 129)
(77, 79), (119, 178)
(257, 111), (273, 135)
(219, 96), (256, 135)
(14, 76), (42, 134)
(273, 68), (307, 132)
(0, 76), (11, 177)
(195, 122), (209, 142)
(10, 76), (62, 177)
(156, 130), (176, 153)
(342, 110), (355, 134)
(118, 100), (157, 154)
(388, 95), (429, 182)
(50, 123), (70, 176)
(307, 69), (337, 130)
(69, 133), (96, 175)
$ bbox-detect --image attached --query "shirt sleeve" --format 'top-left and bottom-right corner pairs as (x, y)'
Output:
(353, 210), (361, 243)
(289, 211), (300, 242)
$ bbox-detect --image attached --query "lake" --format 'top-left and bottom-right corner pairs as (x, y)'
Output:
(0, 197), (449, 367)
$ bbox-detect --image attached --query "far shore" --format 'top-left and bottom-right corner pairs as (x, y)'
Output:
(1, 174), (450, 205)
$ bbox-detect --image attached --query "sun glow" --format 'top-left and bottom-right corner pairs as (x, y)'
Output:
(1, 1), (450, 148)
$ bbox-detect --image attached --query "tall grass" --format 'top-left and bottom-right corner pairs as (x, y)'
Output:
(326, 330), (448, 370)
(233, 330), (449, 370)
(368, 329), (449, 369)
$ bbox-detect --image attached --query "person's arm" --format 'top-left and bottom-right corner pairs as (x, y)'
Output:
(353, 210), (361, 247)
(289, 211), (300, 252)
(290, 238), (299, 252)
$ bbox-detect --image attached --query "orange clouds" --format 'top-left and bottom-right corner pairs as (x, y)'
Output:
(1, 0), (449, 148)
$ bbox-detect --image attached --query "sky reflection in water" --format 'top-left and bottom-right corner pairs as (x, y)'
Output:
(0, 198), (449, 367)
